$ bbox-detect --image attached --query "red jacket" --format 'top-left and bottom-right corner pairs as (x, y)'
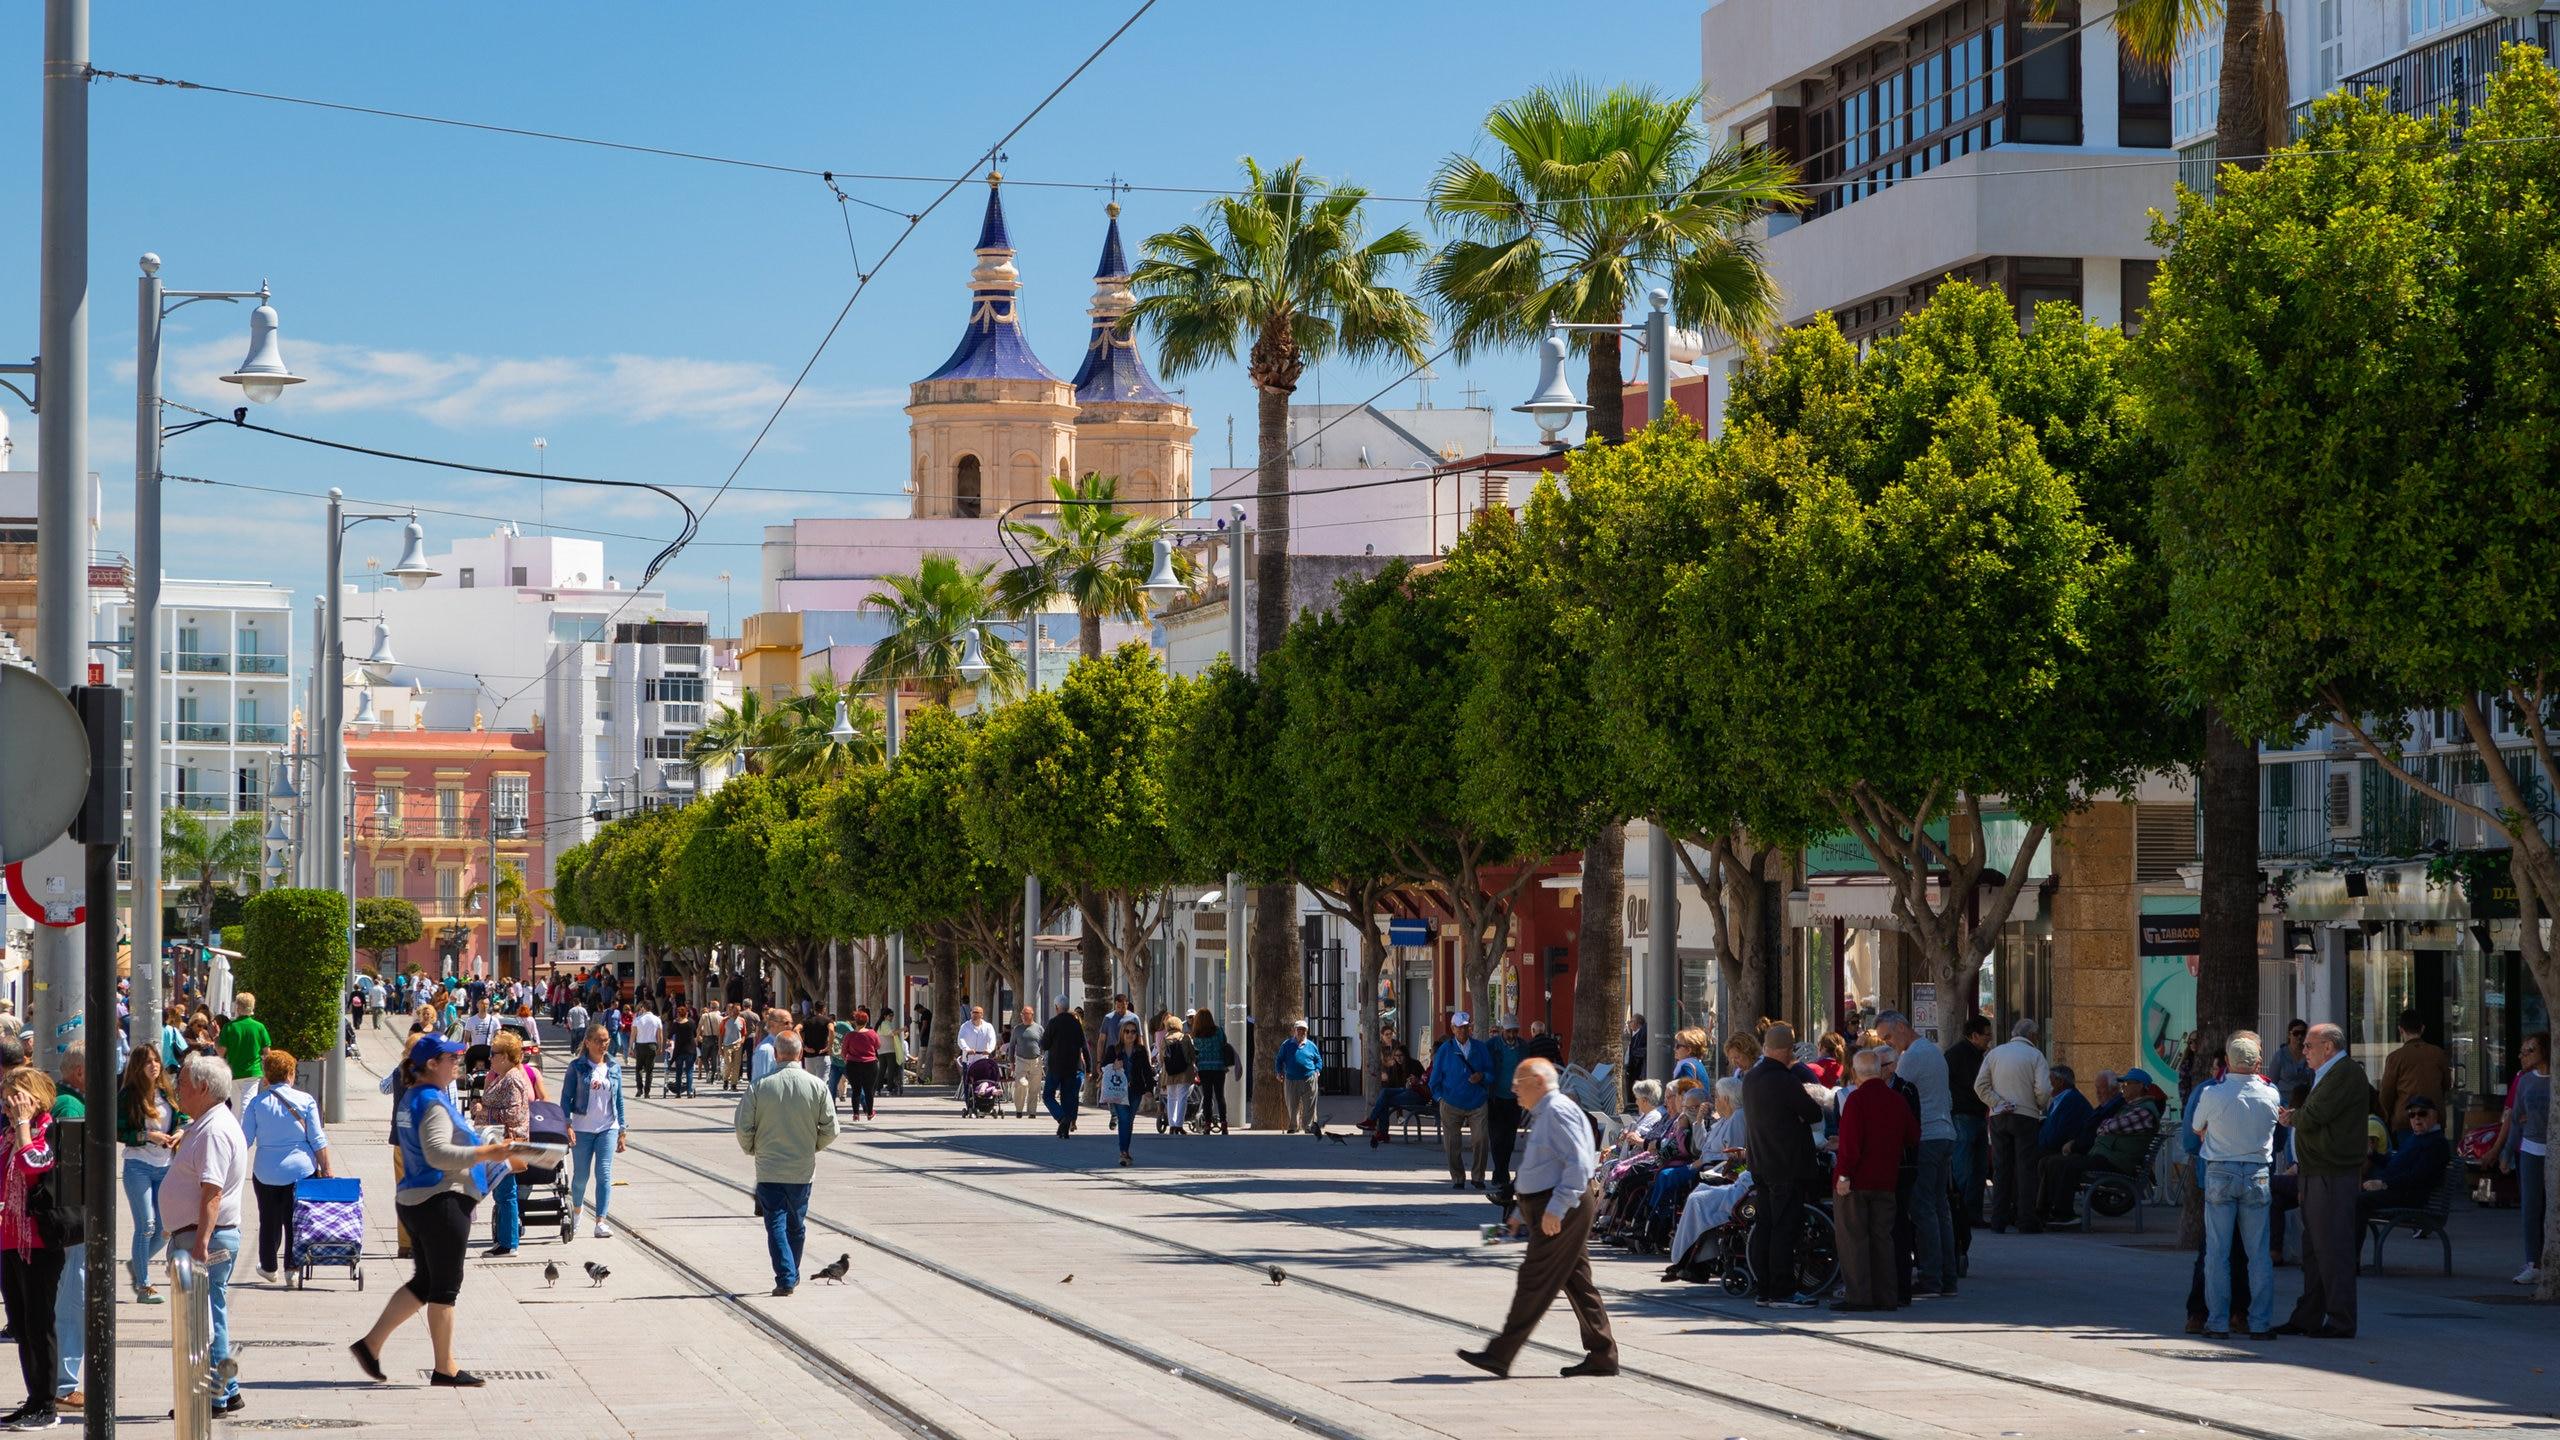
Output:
(1836, 1077), (1918, 1192)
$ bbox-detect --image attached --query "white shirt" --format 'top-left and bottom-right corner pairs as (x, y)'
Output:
(566, 1005), (589, 1037)
(1974, 1038), (2054, 1119)
(2190, 1073), (2281, 1163)
(461, 1011), (501, 1047)
(957, 1018), (998, 1059)
(570, 1063), (619, 1134)
(159, 1095), (248, 1234)
(633, 1012), (663, 1045)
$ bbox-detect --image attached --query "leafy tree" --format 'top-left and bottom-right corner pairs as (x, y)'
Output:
(854, 554), (1021, 708)
(674, 773), (832, 1004)
(687, 687), (787, 779)
(997, 472), (1198, 662)
(1132, 158), (1430, 1123)
(239, 888), (350, 1059)
(462, 859), (545, 980)
(353, 896), (423, 975)
(2141, 60), (2560, 1292)
(163, 811), (262, 944)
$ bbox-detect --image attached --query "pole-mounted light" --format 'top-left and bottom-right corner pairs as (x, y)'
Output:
(217, 301), (306, 405)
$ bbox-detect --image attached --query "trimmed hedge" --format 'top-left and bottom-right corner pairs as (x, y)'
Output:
(239, 888), (350, 1059)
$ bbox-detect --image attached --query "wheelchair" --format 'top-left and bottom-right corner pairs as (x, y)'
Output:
(1666, 1184), (1840, 1299)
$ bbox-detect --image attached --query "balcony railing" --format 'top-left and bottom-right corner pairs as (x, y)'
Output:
(175, 722), (228, 743)
(173, 794), (228, 814)
(235, 654), (286, 675)
(235, 723), (285, 744)
(175, 652), (229, 674)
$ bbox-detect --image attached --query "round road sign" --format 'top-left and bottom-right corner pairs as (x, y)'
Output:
(0, 667), (90, 865)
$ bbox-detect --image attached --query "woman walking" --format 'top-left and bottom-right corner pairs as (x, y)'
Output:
(0, 1068), (70, 1428)
(1100, 1019), (1157, 1167)
(667, 1003), (698, 1099)
(562, 1025), (626, 1239)
(841, 1010), (881, 1120)
(1189, 1010), (1232, 1136)
(1160, 1020), (1196, 1136)
(2495, 1031), (2551, 1286)
(118, 1048), (184, 1304)
(349, 1033), (524, 1389)
(473, 1030), (534, 1258)
(878, 1019), (907, 1098)
(241, 1050), (334, 1283)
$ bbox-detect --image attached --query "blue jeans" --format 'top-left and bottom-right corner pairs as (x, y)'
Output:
(2203, 1159), (2274, 1333)
(1112, 1103), (1136, 1155)
(123, 1156), (167, 1292)
(671, 1050), (696, 1093)
(200, 1226), (241, 1402)
(828, 1059), (847, 1101)
(491, 1171), (522, 1250)
(54, 1242), (81, 1397)
(1043, 1067), (1082, 1128)
(1912, 1138), (1957, 1292)
(1952, 1114), (1987, 1224)
(571, 1129), (617, 1222)
(1365, 1085), (1428, 1130)
(756, 1181), (811, 1290)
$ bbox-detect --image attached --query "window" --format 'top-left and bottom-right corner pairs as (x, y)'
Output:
(551, 614), (607, 645)
(2318, 0), (2345, 94)
(594, 676), (613, 722)
(458, 567), (475, 589)
(2011, 6), (2082, 144)
(2011, 257), (2083, 329)
(375, 866), (401, 900)
(1801, 1), (2007, 219)
(509, 566), (528, 587)
(493, 774), (528, 820)
(643, 676), (705, 703)
(2407, 0), (2483, 41)
(954, 455), (982, 518)
(2120, 40), (2172, 147)
(438, 786), (462, 838)
(646, 736), (690, 760)
(436, 866), (463, 909)
(2172, 31), (2221, 144)
(2121, 259), (2160, 333)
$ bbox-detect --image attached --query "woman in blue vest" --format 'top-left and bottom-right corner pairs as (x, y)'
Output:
(349, 1033), (523, 1388)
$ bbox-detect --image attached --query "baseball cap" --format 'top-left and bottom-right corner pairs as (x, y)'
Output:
(2121, 1068), (2152, 1087)
(412, 1032), (467, 1061)
(1291, 1018), (1309, 1030)
(1451, 1011), (1472, 1027)
(1499, 1015), (1518, 1028)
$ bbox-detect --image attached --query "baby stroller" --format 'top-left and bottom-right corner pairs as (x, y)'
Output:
(959, 1056), (1004, 1118)
(515, 1099), (574, 1243)
(287, 1176), (364, 1290)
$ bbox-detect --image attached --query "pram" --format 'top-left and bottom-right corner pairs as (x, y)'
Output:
(516, 1099), (573, 1243)
(959, 1056), (1005, 1118)
(287, 1176), (364, 1290)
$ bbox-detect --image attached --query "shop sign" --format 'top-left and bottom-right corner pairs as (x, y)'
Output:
(1387, 917), (1435, 948)
(2137, 915), (2200, 955)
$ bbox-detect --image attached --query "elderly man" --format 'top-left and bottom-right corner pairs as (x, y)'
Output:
(1430, 1013), (1494, 1190)
(1458, 1058), (1617, 1379)
(2277, 1021), (2371, 1339)
(1879, 1011), (1958, 1298)
(734, 1032), (841, 1297)
(954, 1006), (999, 1098)
(1007, 1007), (1045, 1119)
(1277, 1020), (1324, 1136)
(1743, 1022), (1828, 1306)
(1835, 1047), (1918, 1311)
(2190, 1031), (2280, 1339)
(163, 1054), (250, 1414)
(2039, 1068), (2163, 1223)
(1974, 1019), (2054, 1233)
(2362, 1096), (2452, 1218)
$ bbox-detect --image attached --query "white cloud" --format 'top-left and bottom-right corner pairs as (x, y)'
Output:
(162, 336), (905, 432)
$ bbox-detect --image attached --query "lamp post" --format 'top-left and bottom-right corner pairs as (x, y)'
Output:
(957, 607), (1052, 1007)
(131, 254), (310, 1049)
(1514, 287), (1696, 1082)
(318, 493), (436, 1120)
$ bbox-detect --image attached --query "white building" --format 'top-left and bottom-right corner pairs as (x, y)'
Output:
(94, 577), (297, 838)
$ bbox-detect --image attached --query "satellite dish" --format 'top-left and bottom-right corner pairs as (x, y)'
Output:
(2485, 0), (2540, 17)
(0, 668), (90, 864)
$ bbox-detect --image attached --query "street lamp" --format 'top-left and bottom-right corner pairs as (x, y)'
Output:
(827, 698), (859, 745)
(1141, 537), (1185, 600)
(1512, 333), (1589, 450)
(131, 254), (310, 1057)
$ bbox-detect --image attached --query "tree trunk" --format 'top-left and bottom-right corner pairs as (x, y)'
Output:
(1079, 607), (1103, 663)
(1357, 921), (1387, 1104)
(1249, 881), (1296, 1129)
(1079, 891), (1112, 1101)
(1248, 373), (1304, 1130)
(2215, 0), (2271, 178)
(1570, 826), (1625, 1072)
(1584, 336), (1629, 447)
(2197, 708), (2261, 1050)
(928, 935), (961, 1085)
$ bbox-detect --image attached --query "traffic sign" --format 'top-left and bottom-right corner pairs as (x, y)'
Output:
(0, 667), (89, 864)
(5, 835), (84, 928)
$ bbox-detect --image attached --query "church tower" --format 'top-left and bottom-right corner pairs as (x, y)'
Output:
(1069, 203), (1193, 510)
(907, 175), (1079, 518)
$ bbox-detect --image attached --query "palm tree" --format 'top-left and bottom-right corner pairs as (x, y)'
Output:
(853, 553), (1022, 709)
(1424, 80), (1801, 447)
(1131, 157), (1431, 666)
(687, 687), (788, 780)
(996, 472), (1199, 662)
(1424, 80), (1800, 1071)
(463, 858), (546, 979)
(767, 672), (885, 778)
(162, 811), (262, 943)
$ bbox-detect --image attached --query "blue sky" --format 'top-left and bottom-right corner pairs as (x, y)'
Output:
(0, 2), (1706, 633)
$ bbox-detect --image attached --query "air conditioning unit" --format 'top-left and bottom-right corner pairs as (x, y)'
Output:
(2327, 770), (2360, 840)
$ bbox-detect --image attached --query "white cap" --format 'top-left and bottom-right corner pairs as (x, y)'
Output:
(1451, 1011), (1472, 1027)
(1291, 1018), (1309, 1030)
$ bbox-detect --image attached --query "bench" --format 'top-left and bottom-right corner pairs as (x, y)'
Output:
(1397, 1103), (1440, 1143)
(2362, 1154), (2465, 1277)
(2074, 1128), (2171, 1233)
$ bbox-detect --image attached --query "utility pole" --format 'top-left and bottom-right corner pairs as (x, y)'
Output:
(1641, 289), (1681, 1086)
(31, 0), (91, 1066)
(1022, 615), (1041, 1012)
(486, 784), (501, 981)
(1226, 506), (1251, 1119)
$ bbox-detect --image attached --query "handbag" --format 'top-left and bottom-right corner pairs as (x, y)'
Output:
(1099, 1062), (1131, 1106)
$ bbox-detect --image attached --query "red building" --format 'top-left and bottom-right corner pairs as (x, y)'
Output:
(345, 726), (546, 980)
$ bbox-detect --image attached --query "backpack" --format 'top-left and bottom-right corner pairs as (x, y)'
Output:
(32, 1117), (86, 1249)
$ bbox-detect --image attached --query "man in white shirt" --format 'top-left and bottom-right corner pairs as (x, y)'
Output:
(162, 1054), (250, 1413)
(955, 1007), (999, 1097)
(631, 1005), (664, 1098)
(2190, 1030), (2280, 1338)
(460, 998), (501, 1050)
(1972, 1019), (2054, 1233)
(565, 999), (589, 1049)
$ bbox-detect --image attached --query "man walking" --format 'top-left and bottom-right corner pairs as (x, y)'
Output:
(1007, 1006), (1044, 1119)
(1880, 1011), (1957, 1297)
(1430, 1013), (1493, 1190)
(1040, 1002), (1087, 1138)
(2378, 1009), (2451, 1140)
(1458, 1058), (1617, 1379)
(164, 1054), (249, 1415)
(955, 1006), (998, 1098)
(1277, 1020), (1323, 1136)
(2191, 1030), (2280, 1339)
(1834, 1047), (1917, 1311)
(1946, 1015), (1992, 1234)
(630, 1004), (662, 1099)
(734, 1033), (840, 1297)
(2278, 1022), (2370, 1338)
(1974, 1019), (2053, 1233)
(1486, 1018), (1527, 1198)
(1743, 1023), (1827, 1307)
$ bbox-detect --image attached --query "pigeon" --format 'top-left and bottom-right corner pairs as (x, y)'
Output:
(1322, 1130), (1347, 1145)
(1059, 1274), (1074, 1284)
(1267, 1265), (1287, 1287)
(813, 1253), (851, 1285)
(584, 1261), (610, 1288)
(543, 1261), (559, 1289)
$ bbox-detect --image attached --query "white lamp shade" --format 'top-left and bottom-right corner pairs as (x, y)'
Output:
(828, 698), (857, 743)
(270, 767), (298, 800)
(1513, 332), (1590, 447)
(217, 304), (305, 403)
(362, 617), (397, 674)
(351, 688), (381, 728)
(386, 518), (440, 589)
(956, 626), (990, 683)
(1141, 537), (1183, 598)
(263, 815), (289, 844)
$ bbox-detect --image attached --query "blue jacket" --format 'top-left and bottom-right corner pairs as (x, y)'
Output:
(2370, 1128), (2450, 1207)
(1428, 1036), (1493, 1111)
(1276, 1037), (1323, 1082)
(2039, 1087), (2097, 1154)
(563, 1054), (627, 1130)
(1486, 1034), (1526, 1100)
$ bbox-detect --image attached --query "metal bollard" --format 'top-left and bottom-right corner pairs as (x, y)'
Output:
(167, 1252), (215, 1440)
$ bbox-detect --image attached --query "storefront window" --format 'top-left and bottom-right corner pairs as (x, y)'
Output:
(2347, 926), (2421, 1077)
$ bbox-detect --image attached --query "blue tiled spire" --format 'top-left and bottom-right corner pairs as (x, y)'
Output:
(923, 173), (1064, 385)
(1072, 203), (1174, 406)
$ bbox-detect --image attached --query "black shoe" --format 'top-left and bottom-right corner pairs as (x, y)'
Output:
(2270, 1321), (2309, 1336)
(1456, 1348), (1508, 1379)
(2308, 1325), (2357, 1340)
(214, 1396), (244, 1417)
(429, 1370), (488, 1388)
(1469, 1178), (1485, 1190)
(772, 1284), (795, 1297)
(1559, 1356), (1618, 1378)
(0, 1405), (36, 1428)
(2247, 1330), (2279, 1341)
(2202, 1328), (2231, 1339)
(8, 1408), (58, 1429)
(348, 1339), (386, 1383)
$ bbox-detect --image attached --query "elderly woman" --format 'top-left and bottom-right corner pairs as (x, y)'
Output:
(242, 1049), (334, 1282)
(1665, 1077), (1755, 1272)
(349, 1033), (524, 1389)
(472, 1030), (535, 1258)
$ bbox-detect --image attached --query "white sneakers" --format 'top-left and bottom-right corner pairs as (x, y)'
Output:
(592, 1220), (614, 1239)
(2514, 1264), (2543, 1285)
(257, 1268), (280, 1284)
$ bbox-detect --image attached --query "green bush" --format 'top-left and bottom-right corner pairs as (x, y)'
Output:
(238, 889), (350, 1059)
(218, 925), (244, 954)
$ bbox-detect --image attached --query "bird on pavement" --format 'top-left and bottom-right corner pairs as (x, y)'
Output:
(1059, 1274), (1074, 1284)
(1322, 1130), (1347, 1144)
(543, 1261), (559, 1289)
(584, 1261), (609, 1288)
(1267, 1265), (1288, 1286)
(813, 1253), (851, 1284)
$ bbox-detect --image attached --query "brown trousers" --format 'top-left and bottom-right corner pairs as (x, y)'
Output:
(1837, 1188), (1899, 1308)
(1487, 1186), (1617, 1370)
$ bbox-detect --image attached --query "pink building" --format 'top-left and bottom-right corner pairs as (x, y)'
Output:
(346, 727), (547, 981)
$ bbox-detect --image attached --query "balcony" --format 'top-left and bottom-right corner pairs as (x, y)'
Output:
(235, 654), (286, 676)
(235, 723), (286, 744)
(173, 794), (229, 814)
(175, 652), (229, 674)
(175, 722), (229, 744)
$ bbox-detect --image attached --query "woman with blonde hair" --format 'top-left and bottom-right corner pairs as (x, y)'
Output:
(242, 1049), (333, 1282)
(473, 1030), (534, 1257)
(1672, 1028), (1713, 1085)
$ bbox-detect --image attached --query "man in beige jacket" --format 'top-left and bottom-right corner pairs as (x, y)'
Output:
(735, 1032), (841, 1296)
